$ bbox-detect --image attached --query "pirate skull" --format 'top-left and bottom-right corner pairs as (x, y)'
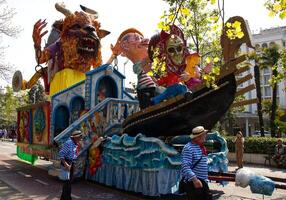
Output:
(166, 34), (185, 65)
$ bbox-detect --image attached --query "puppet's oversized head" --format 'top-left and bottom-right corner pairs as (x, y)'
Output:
(159, 25), (189, 68)
(55, 3), (110, 72)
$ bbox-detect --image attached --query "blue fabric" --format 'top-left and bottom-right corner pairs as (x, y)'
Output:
(59, 166), (70, 181)
(58, 138), (77, 161)
(151, 84), (187, 105)
(249, 175), (275, 196)
(181, 142), (208, 181)
(58, 138), (77, 181)
(86, 163), (181, 196)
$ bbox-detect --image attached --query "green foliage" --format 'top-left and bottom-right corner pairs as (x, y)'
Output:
(159, 0), (225, 90)
(265, 0), (286, 19)
(160, 0), (222, 55)
(0, 85), (28, 127)
(256, 44), (286, 137)
(225, 136), (285, 154)
(274, 118), (286, 137)
(27, 81), (46, 104)
(259, 44), (286, 87)
(261, 99), (272, 115)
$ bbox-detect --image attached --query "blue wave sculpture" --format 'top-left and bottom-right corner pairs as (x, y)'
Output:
(103, 134), (181, 170)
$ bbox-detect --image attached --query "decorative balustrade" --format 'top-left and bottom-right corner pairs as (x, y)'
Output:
(54, 98), (139, 156)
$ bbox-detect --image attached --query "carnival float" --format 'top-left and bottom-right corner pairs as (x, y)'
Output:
(12, 2), (286, 197)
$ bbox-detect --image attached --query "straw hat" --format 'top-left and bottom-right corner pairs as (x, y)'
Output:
(70, 130), (83, 138)
(190, 126), (208, 139)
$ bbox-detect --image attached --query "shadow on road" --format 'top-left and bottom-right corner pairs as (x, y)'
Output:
(0, 179), (32, 200)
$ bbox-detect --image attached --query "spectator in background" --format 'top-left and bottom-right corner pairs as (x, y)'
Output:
(3, 129), (7, 141)
(233, 131), (244, 169)
(0, 129), (3, 140)
(272, 139), (285, 167)
(10, 130), (16, 142)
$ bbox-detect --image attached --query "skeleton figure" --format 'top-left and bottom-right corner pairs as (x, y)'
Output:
(148, 25), (200, 88)
(166, 34), (185, 66)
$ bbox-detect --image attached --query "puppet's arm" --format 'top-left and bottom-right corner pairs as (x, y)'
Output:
(33, 19), (51, 64)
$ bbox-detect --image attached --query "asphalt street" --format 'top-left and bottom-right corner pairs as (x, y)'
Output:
(1, 141), (286, 200)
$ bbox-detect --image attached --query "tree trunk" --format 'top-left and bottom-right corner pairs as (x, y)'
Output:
(270, 68), (278, 137)
(254, 65), (265, 137)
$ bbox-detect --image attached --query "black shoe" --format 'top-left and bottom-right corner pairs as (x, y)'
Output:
(184, 91), (193, 100)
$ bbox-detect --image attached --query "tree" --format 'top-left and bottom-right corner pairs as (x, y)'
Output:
(157, 0), (227, 89)
(158, 0), (250, 132)
(248, 50), (266, 137)
(265, 0), (286, 19)
(27, 81), (46, 104)
(160, 0), (222, 58)
(0, 0), (21, 81)
(0, 86), (28, 127)
(254, 64), (266, 137)
(260, 44), (285, 137)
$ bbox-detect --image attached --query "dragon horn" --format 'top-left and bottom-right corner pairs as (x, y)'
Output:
(55, 3), (72, 16)
(80, 5), (98, 18)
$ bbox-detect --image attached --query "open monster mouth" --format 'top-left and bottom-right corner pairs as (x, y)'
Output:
(77, 36), (99, 58)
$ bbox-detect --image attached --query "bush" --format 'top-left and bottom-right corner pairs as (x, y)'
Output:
(225, 136), (286, 154)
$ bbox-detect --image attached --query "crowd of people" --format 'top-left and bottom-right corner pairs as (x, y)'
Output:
(0, 128), (16, 141)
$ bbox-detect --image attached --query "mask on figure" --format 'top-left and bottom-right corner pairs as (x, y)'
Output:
(166, 35), (185, 66)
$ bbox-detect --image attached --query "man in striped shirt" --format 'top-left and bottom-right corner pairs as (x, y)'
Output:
(59, 130), (82, 200)
(181, 126), (212, 200)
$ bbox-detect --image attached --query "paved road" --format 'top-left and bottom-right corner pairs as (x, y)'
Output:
(0, 141), (145, 200)
(1, 141), (286, 200)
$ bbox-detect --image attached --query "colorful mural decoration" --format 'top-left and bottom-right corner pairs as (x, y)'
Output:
(34, 108), (46, 142)
(32, 105), (50, 145)
(18, 111), (30, 143)
(16, 102), (51, 161)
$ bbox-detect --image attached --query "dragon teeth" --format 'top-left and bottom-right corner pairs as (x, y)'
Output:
(83, 38), (95, 43)
(79, 47), (95, 52)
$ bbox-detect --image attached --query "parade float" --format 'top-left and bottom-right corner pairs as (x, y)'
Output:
(12, 2), (286, 197)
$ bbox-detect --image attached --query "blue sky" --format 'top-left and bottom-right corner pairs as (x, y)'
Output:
(2, 0), (286, 87)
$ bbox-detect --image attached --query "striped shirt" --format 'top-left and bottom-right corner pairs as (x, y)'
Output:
(133, 61), (156, 90)
(137, 71), (156, 89)
(59, 138), (78, 161)
(181, 142), (208, 181)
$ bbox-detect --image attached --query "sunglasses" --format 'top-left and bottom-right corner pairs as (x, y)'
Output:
(167, 46), (183, 54)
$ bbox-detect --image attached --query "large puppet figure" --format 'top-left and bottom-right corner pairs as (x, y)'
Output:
(32, 3), (110, 95)
(109, 28), (191, 108)
(148, 25), (201, 90)
(109, 28), (157, 109)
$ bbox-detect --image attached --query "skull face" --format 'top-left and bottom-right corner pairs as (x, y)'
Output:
(166, 34), (185, 65)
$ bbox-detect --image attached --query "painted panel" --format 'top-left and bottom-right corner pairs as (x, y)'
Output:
(17, 102), (50, 145)
(70, 96), (85, 123)
(96, 76), (118, 104)
(54, 105), (70, 138)
(17, 110), (31, 144)
(32, 106), (50, 145)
